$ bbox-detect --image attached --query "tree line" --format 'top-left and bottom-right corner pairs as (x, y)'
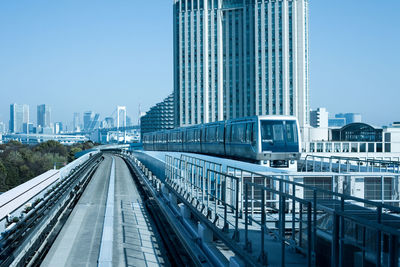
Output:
(0, 140), (96, 192)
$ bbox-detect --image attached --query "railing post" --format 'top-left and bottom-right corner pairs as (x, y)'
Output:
(305, 157), (308, 172)
(389, 234), (398, 267)
(281, 194), (286, 266)
(251, 173), (254, 219)
(292, 183), (296, 243)
(381, 175), (384, 204)
(233, 177), (240, 242)
(376, 206), (382, 267)
(259, 188), (267, 264)
(207, 169), (210, 210)
(307, 202), (313, 267)
(299, 202), (303, 249)
(244, 183), (251, 252)
(312, 157), (315, 172)
(331, 212), (339, 267)
(223, 175), (228, 233)
(312, 189), (317, 265)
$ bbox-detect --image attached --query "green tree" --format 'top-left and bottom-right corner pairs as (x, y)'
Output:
(0, 160), (7, 192)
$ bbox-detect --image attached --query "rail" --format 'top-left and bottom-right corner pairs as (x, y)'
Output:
(166, 153), (400, 266)
(300, 154), (400, 173)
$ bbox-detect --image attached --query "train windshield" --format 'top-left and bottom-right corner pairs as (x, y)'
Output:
(260, 120), (299, 152)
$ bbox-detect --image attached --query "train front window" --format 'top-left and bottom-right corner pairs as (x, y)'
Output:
(261, 121), (285, 152)
(261, 121), (284, 143)
(285, 120), (298, 143)
(261, 120), (299, 152)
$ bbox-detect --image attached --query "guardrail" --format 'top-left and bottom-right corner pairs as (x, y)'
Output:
(301, 155), (400, 173)
(166, 153), (400, 266)
(59, 150), (100, 179)
(0, 153), (103, 266)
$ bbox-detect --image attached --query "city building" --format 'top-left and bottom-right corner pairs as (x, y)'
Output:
(37, 104), (51, 128)
(335, 113), (362, 124)
(2, 133), (87, 145)
(141, 94), (174, 135)
(54, 122), (63, 134)
(104, 117), (115, 128)
(73, 112), (81, 132)
(126, 116), (132, 127)
(310, 108), (328, 128)
(303, 122), (400, 161)
(42, 127), (54, 135)
(328, 117), (346, 128)
(0, 122), (5, 134)
(173, 0), (309, 131)
(9, 104), (29, 133)
(83, 111), (100, 131)
(308, 107), (329, 141)
(83, 111), (93, 130)
(23, 122), (34, 134)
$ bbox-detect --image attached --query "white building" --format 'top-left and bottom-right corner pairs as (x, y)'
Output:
(303, 122), (400, 162)
(173, 0), (310, 132)
(310, 107), (328, 128)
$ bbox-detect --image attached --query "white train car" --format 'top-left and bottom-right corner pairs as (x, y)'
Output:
(142, 115), (301, 167)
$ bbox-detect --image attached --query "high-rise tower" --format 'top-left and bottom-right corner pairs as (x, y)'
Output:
(37, 104), (51, 128)
(10, 104), (29, 133)
(173, 0), (309, 129)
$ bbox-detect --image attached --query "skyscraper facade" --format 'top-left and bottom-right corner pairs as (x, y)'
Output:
(141, 94), (175, 135)
(83, 111), (94, 131)
(173, 0), (309, 129)
(73, 112), (81, 131)
(9, 104), (29, 133)
(37, 104), (51, 128)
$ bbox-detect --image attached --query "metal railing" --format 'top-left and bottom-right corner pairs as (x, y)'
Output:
(244, 181), (314, 266)
(165, 155), (239, 233)
(301, 155), (400, 173)
(165, 153), (400, 266)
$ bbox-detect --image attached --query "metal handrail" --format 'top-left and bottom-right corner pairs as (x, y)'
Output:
(226, 164), (400, 214)
(165, 153), (400, 266)
(301, 154), (400, 173)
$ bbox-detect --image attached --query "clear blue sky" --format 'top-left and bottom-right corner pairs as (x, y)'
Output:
(0, 0), (399, 127)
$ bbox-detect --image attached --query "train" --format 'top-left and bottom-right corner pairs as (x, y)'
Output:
(142, 115), (301, 168)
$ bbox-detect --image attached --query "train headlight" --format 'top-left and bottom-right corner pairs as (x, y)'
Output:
(290, 160), (295, 164)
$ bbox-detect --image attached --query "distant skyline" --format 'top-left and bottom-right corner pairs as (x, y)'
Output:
(0, 0), (399, 127)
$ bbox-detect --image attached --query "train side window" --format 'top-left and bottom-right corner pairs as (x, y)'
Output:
(234, 124), (246, 142)
(240, 124), (246, 142)
(217, 125), (224, 142)
(210, 127), (217, 142)
(232, 125), (238, 142)
(225, 125), (231, 142)
(252, 123), (257, 142)
(285, 121), (298, 143)
(246, 123), (252, 143)
(189, 130), (195, 142)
